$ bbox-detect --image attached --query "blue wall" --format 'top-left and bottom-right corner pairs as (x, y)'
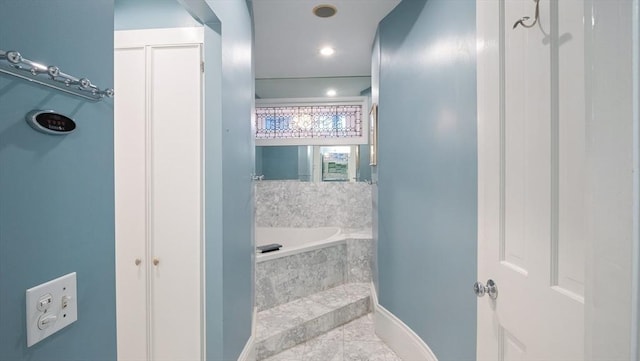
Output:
(371, 31), (381, 295)
(358, 145), (372, 182)
(114, 1), (255, 359)
(257, 145), (371, 181)
(203, 23), (227, 359)
(205, 3), (254, 358)
(259, 146), (299, 180)
(0, 1), (116, 360)
(115, 0), (200, 30)
(375, 0), (477, 360)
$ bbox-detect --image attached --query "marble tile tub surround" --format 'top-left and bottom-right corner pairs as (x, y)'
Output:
(263, 314), (403, 361)
(255, 181), (372, 228)
(256, 283), (373, 360)
(256, 237), (373, 311)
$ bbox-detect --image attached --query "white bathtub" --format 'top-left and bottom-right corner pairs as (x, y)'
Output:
(255, 227), (343, 261)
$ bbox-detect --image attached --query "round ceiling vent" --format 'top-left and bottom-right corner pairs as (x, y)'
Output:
(313, 4), (337, 18)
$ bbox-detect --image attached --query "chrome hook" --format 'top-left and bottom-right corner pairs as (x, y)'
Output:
(513, 0), (540, 29)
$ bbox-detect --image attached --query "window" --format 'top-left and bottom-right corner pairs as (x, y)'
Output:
(256, 105), (362, 139)
(255, 98), (368, 146)
(318, 146), (355, 182)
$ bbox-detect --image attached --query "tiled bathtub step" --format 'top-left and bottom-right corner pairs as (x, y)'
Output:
(256, 237), (374, 312)
(255, 283), (372, 361)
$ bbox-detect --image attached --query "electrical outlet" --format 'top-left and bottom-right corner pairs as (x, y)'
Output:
(26, 272), (78, 347)
(36, 294), (53, 312)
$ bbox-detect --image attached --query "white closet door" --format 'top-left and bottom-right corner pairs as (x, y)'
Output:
(148, 43), (202, 361)
(115, 46), (148, 361)
(115, 28), (204, 361)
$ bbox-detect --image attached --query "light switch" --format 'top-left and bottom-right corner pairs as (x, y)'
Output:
(26, 272), (78, 347)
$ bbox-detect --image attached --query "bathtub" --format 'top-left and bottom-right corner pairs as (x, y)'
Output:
(255, 226), (373, 311)
(255, 226), (342, 261)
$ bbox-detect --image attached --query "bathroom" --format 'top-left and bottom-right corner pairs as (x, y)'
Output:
(0, 0), (638, 361)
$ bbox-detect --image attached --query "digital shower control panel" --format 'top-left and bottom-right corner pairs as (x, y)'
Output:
(26, 110), (76, 135)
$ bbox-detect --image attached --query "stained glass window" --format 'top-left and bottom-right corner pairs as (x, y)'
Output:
(255, 105), (363, 139)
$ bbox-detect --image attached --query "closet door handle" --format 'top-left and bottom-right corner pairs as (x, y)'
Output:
(135, 258), (142, 266)
(153, 258), (160, 266)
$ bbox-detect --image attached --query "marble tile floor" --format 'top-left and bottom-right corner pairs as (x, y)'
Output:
(256, 283), (371, 343)
(263, 313), (403, 361)
(255, 283), (372, 359)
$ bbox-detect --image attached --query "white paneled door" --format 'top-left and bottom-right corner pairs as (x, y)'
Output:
(115, 28), (204, 361)
(477, 0), (585, 359)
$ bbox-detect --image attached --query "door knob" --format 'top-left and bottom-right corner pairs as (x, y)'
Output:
(473, 281), (486, 297)
(153, 258), (160, 266)
(135, 258), (142, 266)
(474, 279), (498, 299)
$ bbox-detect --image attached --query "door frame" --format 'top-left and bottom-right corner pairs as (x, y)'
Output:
(583, 0), (639, 359)
(632, 0), (640, 357)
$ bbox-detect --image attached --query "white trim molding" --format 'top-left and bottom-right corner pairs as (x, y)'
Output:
(631, 1), (640, 359)
(237, 307), (257, 361)
(115, 27), (204, 49)
(370, 283), (438, 361)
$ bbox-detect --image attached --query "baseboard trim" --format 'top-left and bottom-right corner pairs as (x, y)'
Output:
(370, 283), (439, 361)
(237, 307), (257, 361)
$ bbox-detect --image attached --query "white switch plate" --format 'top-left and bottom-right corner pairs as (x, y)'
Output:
(26, 272), (78, 347)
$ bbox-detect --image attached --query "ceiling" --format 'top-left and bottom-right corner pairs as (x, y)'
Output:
(256, 76), (372, 98)
(252, 0), (401, 79)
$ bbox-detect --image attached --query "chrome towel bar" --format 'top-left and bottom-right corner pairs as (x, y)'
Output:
(0, 49), (114, 102)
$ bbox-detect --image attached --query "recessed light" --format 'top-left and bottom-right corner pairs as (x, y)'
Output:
(326, 89), (337, 97)
(320, 47), (335, 57)
(313, 4), (337, 18)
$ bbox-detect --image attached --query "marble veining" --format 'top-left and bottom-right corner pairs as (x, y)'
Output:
(347, 239), (374, 283)
(263, 314), (403, 361)
(255, 181), (372, 228)
(255, 284), (372, 360)
(257, 239), (373, 311)
(257, 243), (347, 311)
